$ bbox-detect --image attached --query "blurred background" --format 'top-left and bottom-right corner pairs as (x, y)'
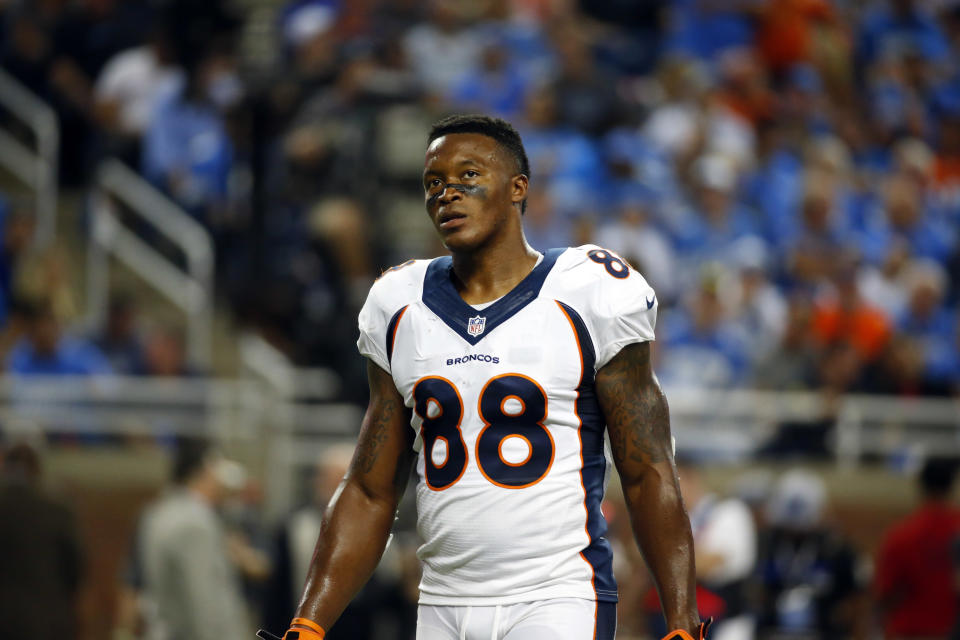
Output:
(0, 0), (958, 639)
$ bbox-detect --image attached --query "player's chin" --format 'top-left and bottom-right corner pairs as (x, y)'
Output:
(438, 227), (482, 253)
(441, 236), (475, 253)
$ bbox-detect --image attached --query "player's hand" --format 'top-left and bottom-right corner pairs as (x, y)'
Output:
(661, 618), (712, 640)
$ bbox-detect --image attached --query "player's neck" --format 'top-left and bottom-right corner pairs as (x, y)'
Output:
(450, 235), (540, 305)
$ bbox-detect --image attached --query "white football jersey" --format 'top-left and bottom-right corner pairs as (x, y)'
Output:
(357, 245), (657, 606)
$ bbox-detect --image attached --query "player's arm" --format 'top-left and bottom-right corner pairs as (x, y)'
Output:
(289, 359), (416, 636)
(595, 341), (702, 636)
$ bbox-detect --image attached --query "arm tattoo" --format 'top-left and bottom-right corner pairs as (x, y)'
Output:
(354, 399), (396, 474)
(598, 342), (671, 466)
(353, 365), (408, 475)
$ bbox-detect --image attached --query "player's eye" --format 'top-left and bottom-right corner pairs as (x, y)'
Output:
(464, 170), (479, 179)
(428, 178), (442, 189)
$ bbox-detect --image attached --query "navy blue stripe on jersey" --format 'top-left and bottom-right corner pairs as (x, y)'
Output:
(557, 300), (618, 603)
(595, 601), (617, 640)
(386, 305), (409, 366)
(421, 248), (564, 345)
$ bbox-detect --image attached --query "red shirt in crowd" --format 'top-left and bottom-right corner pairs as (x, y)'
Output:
(874, 502), (960, 638)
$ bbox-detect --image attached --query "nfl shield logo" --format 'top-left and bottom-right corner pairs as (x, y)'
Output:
(467, 315), (486, 337)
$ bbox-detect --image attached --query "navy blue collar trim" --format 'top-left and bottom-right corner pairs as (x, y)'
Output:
(422, 248), (565, 345)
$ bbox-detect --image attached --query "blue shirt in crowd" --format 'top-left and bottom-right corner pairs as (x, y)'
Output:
(7, 336), (113, 376)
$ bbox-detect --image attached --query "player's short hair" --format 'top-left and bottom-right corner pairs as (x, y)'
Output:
(919, 456), (959, 498)
(172, 437), (213, 484)
(427, 114), (530, 213)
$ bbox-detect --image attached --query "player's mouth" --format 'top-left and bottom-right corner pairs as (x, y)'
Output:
(437, 211), (468, 229)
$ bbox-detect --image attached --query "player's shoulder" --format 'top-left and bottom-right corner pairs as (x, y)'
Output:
(364, 258), (433, 313)
(550, 244), (655, 298)
(546, 245), (659, 365)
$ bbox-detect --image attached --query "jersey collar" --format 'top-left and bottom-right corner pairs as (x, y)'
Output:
(422, 248), (564, 345)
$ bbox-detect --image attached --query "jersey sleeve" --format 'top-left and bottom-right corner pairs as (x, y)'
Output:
(562, 245), (658, 371)
(357, 281), (393, 373)
(356, 261), (425, 373)
(592, 274), (657, 370)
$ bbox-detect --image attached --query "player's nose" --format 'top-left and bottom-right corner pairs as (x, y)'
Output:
(438, 183), (463, 204)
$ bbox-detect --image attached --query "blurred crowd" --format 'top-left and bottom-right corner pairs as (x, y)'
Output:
(0, 0), (956, 406)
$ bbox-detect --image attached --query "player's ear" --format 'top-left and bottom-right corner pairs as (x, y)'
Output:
(511, 174), (528, 208)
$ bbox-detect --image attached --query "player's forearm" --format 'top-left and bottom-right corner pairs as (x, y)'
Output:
(293, 479), (399, 630)
(595, 342), (700, 632)
(623, 467), (700, 631)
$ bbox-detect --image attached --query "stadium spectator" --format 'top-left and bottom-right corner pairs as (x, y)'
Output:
(874, 457), (960, 639)
(51, 0), (154, 82)
(91, 292), (145, 375)
(659, 269), (751, 389)
(0, 199), (36, 328)
(402, 0), (484, 98)
(6, 299), (111, 376)
(727, 239), (788, 366)
(594, 187), (678, 303)
(520, 183), (575, 251)
(860, 334), (953, 397)
(0, 442), (85, 640)
(756, 469), (863, 639)
(810, 257), (892, 365)
(448, 38), (528, 121)
(895, 260), (958, 386)
(136, 438), (251, 640)
(13, 244), (79, 324)
(0, 9), (55, 101)
(270, 1), (362, 132)
(663, 0), (755, 61)
(857, 240), (912, 321)
(142, 46), (238, 224)
(856, 0), (951, 68)
(548, 18), (621, 136)
(863, 174), (956, 265)
(754, 295), (818, 392)
(714, 49), (775, 130)
(781, 170), (849, 287)
(933, 115), (960, 194)
(668, 153), (763, 289)
(92, 24), (183, 165)
(139, 324), (195, 377)
(0, 5), (101, 184)
(220, 467), (272, 622)
(755, 0), (839, 78)
(640, 56), (712, 164)
(517, 85), (605, 210)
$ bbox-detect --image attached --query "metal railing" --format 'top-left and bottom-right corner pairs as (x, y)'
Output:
(664, 387), (960, 465)
(0, 374), (264, 441)
(1, 371), (957, 516)
(87, 159), (214, 369)
(0, 67), (59, 246)
(239, 332), (356, 519)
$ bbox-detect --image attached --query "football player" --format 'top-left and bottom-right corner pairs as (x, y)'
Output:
(270, 115), (710, 640)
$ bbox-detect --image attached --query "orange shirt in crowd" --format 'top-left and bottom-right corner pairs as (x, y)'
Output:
(810, 301), (891, 361)
(934, 155), (960, 187)
(756, 0), (834, 73)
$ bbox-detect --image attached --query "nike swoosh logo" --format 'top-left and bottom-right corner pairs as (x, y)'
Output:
(646, 295), (656, 309)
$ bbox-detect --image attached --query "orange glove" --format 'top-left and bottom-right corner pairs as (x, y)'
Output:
(661, 618), (712, 640)
(256, 618), (326, 640)
(283, 618), (325, 640)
